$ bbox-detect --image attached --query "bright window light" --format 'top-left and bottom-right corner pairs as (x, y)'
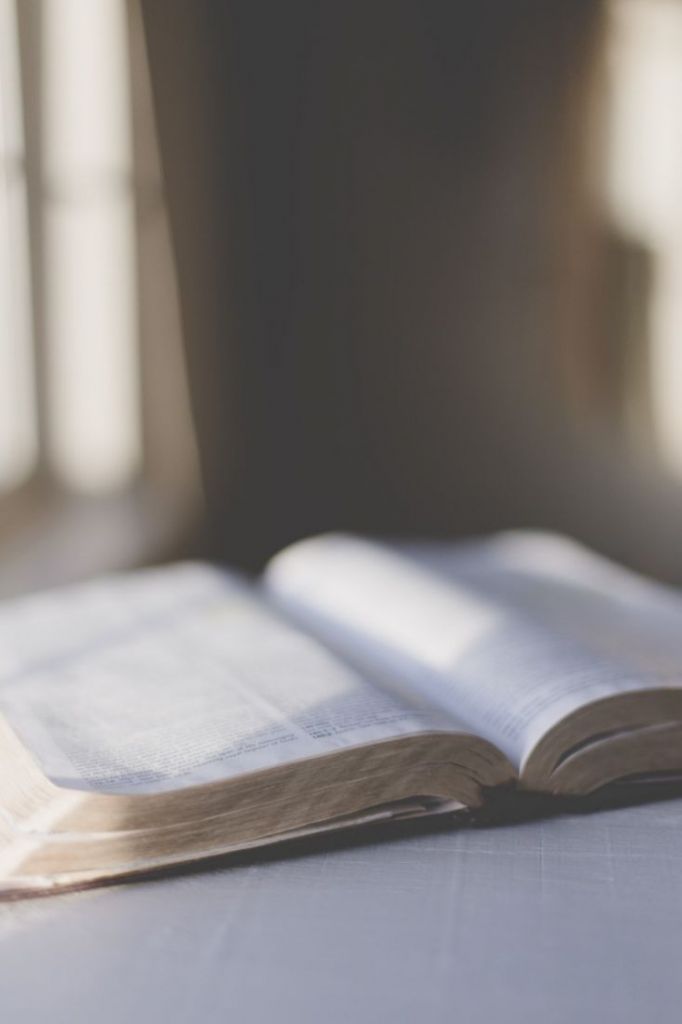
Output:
(606, 0), (682, 474)
(42, 0), (141, 494)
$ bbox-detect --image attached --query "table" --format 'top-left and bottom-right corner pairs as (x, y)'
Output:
(1, 795), (681, 1023)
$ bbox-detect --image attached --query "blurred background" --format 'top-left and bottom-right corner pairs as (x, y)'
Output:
(2, 0), (682, 595)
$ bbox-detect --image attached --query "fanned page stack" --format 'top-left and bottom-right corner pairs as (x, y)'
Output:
(1, 531), (682, 897)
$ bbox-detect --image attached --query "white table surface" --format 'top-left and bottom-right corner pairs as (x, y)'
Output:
(1, 795), (681, 1023)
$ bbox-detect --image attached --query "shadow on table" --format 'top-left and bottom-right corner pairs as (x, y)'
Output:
(472, 777), (682, 825)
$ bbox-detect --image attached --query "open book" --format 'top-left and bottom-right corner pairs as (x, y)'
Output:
(1, 530), (682, 896)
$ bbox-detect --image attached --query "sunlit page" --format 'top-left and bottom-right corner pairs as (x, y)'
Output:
(0, 565), (447, 793)
(265, 533), (682, 767)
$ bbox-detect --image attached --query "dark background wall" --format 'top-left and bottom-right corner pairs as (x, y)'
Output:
(141, 0), (682, 578)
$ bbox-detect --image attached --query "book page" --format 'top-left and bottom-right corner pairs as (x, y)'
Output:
(265, 533), (682, 768)
(0, 565), (449, 794)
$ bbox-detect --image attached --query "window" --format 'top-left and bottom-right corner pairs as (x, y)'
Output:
(577, 0), (682, 474)
(0, 0), (200, 595)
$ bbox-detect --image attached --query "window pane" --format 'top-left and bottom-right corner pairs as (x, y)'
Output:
(42, 0), (141, 493)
